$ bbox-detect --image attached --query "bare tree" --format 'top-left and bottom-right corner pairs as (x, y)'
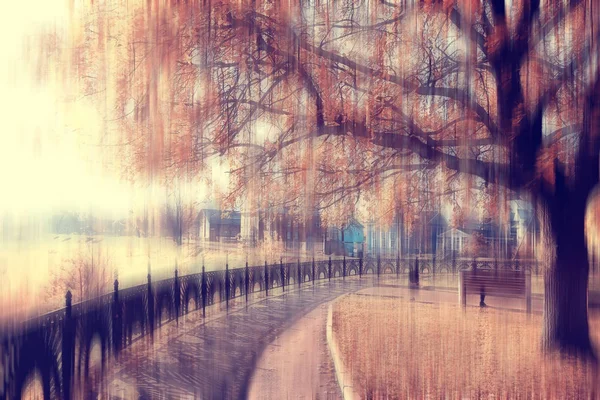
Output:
(163, 183), (199, 246)
(47, 243), (112, 304)
(56, 0), (600, 355)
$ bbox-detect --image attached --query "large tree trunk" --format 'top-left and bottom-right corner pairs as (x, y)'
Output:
(540, 198), (596, 357)
(543, 248), (593, 354)
(538, 71), (600, 359)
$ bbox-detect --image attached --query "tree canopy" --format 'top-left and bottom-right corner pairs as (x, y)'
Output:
(38, 0), (600, 354)
(44, 0), (599, 231)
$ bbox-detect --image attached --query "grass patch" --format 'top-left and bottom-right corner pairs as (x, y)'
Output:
(333, 294), (600, 399)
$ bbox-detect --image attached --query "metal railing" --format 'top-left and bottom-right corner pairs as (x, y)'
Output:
(0, 256), (538, 400)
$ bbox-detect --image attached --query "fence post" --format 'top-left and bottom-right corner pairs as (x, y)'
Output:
(280, 258), (285, 292)
(359, 257), (363, 278)
(328, 256), (332, 281)
(297, 259), (301, 287)
(147, 272), (154, 335)
(225, 263), (230, 310)
(472, 258), (477, 273)
(201, 265), (207, 318)
(174, 269), (181, 321)
(62, 290), (74, 400)
(343, 256), (346, 279)
(264, 261), (269, 296)
(377, 254), (381, 278)
(312, 257), (315, 284)
(432, 255), (436, 276)
(245, 261), (249, 303)
(396, 254), (400, 279)
(113, 279), (122, 354)
(516, 258), (520, 273)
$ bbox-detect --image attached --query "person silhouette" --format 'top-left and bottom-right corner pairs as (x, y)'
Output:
(479, 285), (486, 307)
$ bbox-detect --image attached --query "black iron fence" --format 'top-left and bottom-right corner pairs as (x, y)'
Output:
(0, 256), (539, 399)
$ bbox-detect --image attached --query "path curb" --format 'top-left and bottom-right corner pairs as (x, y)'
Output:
(327, 295), (361, 400)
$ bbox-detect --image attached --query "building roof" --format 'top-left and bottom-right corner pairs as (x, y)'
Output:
(438, 228), (471, 238)
(199, 209), (221, 218)
(200, 209), (241, 225)
(347, 218), (364, 229)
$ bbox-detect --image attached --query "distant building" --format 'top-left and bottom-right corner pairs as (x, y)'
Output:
(198, 209), (241, 242)
(437, 216), (512, 259)
(432, 200), (540, 259)
(365, 219), (402, 257)
(365, 210), (404, 257)
(409, 211), (447, 255)
(364, 211), (447, 257)
(325, 218), (365, 257)
(241, 207), (324, 250)
(475, 218), (514, 257)
(437, 228), (471, 257)
(241, 210), (260, 245)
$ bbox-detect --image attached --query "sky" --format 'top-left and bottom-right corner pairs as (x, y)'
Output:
(0, 0), (230, 220)
(0, 0), (131, 217)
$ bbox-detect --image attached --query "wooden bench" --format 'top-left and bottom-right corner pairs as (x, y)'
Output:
(459, 269), (532, 313)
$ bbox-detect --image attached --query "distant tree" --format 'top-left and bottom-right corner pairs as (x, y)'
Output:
(47, 243), (112, 304)
(163, 187), (198, 246)
(51, 212), (82, 235)
(463, 232), (488, 258)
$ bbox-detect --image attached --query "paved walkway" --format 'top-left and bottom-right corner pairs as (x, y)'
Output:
(100, 275), (546, 399)
(102, 277), (383, 399)
(360, 283), (545, 313)
(247, 303), (340, 400)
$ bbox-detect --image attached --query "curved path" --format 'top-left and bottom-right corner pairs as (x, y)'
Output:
(102, 277), (383, 399)
(248, 302), (341, 399)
